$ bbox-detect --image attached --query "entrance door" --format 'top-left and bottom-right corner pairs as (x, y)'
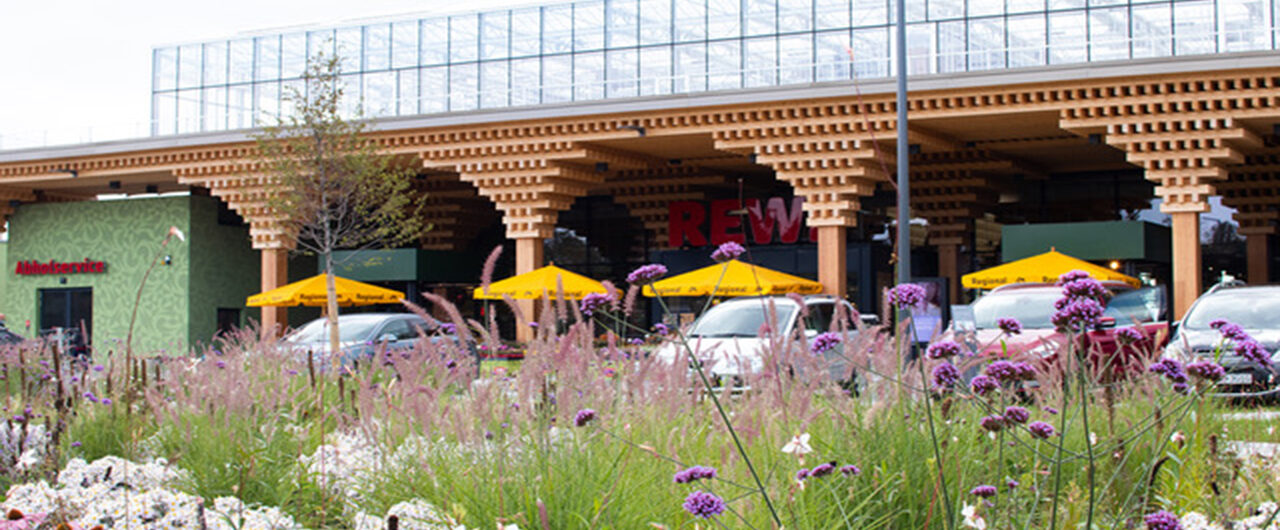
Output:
(39, 287), (93, 346)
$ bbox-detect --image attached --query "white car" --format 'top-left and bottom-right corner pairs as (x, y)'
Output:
(653, 295), (861, 387)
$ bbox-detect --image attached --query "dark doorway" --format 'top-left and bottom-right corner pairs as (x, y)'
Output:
(216, 308), (241, 337)
(39, 287), (93, 346)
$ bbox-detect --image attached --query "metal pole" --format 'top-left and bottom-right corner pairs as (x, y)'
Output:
(895, 0), (911, 287)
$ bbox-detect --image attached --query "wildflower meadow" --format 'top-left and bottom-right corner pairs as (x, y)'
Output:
(2, 245), (1279, 529)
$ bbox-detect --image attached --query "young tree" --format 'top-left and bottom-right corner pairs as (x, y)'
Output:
(255, 51), (425, 359)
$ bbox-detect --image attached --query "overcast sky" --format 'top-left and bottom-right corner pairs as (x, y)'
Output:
(0, 0), (524, 148)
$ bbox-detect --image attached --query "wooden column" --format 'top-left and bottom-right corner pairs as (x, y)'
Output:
(1246, 232), (1271, 285)
(1170, 212), (1202, 318)
(514, 237), (545, 342)
(260, 248), (289, 338)
(937, 243), (960, 304)
(817, 226), (847, 298)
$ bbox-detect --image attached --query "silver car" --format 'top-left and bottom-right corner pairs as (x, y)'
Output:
(1163, 283), (1280, 400)
(283, 313), (471, 367)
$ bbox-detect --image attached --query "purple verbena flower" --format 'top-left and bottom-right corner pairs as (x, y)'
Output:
(926, 340), (962, 360)
(580, 292), (614, 316)
(683, 491), (726, 519)
(439, 323), (457, 334)
(629, 338), (645, 346)
(1186, 360), (1225, 382)
(711, 241), (746, 262)
(1043, 406), (1059, 415)
(980, 415), (1006, 432)
(985, 361), (1018, 382)
(1060, 277), (1110, 303)
(970, 375), (999, 396)
(811, 332), (841, 355)
(1235, 340), (1273, 368)
(1217, 322), (1251, 343)
(673, 465), (718, 484)
(1144, 510), (1182, 530)
(1003, 406), (1031, 424)
(888, 283), (928, 310)
(1052, 298), (1105, 332)
(795, 468), (811, 481)
(573, 408), (596, 427)
(840, 465), (861, 476)
(100, 398), (113, 406)
(810, 462), (836, 478)
(1028, 421), (1056, 439)
(1148, 358), (1188, 384)
(1006, 478), (1019, 490)
(997, 317), (1022, 335)
(932, 362), (960, 390)
(1209, 319), (1229, 330)
(71, 441), (82, 448)
(1057, 270), (1093, 285)
(1116, 327), (1144, 344)
(654, 323), (670, 336)
(627, 264), (668, 284)
(970, 485), (998, 498)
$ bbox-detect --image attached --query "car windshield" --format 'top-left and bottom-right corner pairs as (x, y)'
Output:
(972, 290), (1062, 330)
(1184, 291), (1280, 331)
(689, 302), (798, 338)
(286, 317), (384, 343)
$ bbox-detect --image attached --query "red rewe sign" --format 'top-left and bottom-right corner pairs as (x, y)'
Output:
(15, 259), (106, 275)
(668, 197), (817, 247)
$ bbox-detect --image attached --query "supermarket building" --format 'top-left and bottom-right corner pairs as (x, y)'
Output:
(1, 0), (1278, 347)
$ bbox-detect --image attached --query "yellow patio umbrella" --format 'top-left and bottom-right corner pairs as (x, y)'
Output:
(642, 259), (823, 297)
(961, 249), (1140, 289)
(473, 264), (608, 300)
(247, 273), (405, 307)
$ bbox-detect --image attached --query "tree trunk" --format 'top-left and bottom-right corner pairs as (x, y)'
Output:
(325, 252), (341, 368)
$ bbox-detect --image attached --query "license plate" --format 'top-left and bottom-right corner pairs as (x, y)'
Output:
(1222, 373), (1253, 385)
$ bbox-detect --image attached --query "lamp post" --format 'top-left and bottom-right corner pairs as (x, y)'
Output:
(895, 0), (911, 288)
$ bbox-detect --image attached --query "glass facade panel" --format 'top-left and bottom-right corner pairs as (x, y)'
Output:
(639, 45), (673, 95)
(281, 33), (305, 79)
(228, 40), (253, 84)
(449, 62), (479, 110)
(480, 60), (510, 108)
(778, 33), (814, 84)
(151, 0), (1280, 134)
(1007, 14), (1047, 66)
(640, 0), (674, 44)
(707, 40), (742, 90)
(609, 0), (640, 48)
(338, 74), (361, 117)
(576, 1), (606, 50)
(512, 9), (543, 57)
(815, 0), (851, 29)
(815, 30), (851, 80)
(574, 51), (605, 99)
(420, 66), (449, 112)
(1090, 7), (1129, 61)
(542, 54), (573, 102)
(482, 12), (511, 60)
(1174, 0), (1215, 54)
(421, 18), (450, 65)
(451, 14), (480, 62)
(674, 42), (707, 91)
(1131, 3), (1173, 58)
(364, 24), (391, 71)
(154, 47), (177, 91)
(744, 36), (778, 87)
(365, 71), (396, 116)
(203, 43), (227, 86)
(544, 5), (575, 53)
(1049, 11), (1087, 63)
(511, 56), (542, 104)
(675, 0), (708, 41)
(179, 44), (202, 89)
(708, 0), (743, 37)
(392, 21), (418, 69)
(746, 0), (779, 36)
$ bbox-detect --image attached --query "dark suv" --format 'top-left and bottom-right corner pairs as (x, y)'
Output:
(1163, 283), (1280, 399)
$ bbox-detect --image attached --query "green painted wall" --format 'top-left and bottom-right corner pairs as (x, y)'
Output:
(187, 196), (258, 347)
(1003, 221), (1171, 263)
(1, 196), (258, 354)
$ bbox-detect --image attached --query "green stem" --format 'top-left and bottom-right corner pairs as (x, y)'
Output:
(1078, 345), (1096, 529)
(916, 357), (955, 530)
(1048, 331), (1074, 530)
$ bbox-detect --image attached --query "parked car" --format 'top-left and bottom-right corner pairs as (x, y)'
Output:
(946, 282), (1168, 379)
(1162, 282), (1280, 399)
(282, 313), (474, 367)
(653, 295), (861, 387)
(0, 327), (24, 346)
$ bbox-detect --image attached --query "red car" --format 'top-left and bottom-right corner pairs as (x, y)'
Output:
(946, 282), (1169, 380)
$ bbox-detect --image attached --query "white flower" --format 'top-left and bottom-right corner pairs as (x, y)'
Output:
(1089, 432), (1098, 446)
(962, 503), (987, 529)
(1171, 431), (1186, 446)
(781, 433), (812, 455)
